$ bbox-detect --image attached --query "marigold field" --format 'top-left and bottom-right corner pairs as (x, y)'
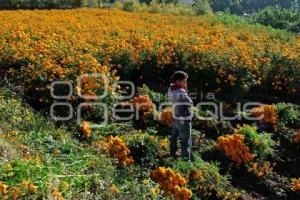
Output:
(0, 9), (300, 103)
(0, 8), (299, 200)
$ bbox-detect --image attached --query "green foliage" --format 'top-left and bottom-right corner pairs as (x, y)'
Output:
(123, 0), (140, 12)
(276, 103), (299, 127)
(0, 86), (176, 199)
(193, 118), (234, 140)
(275, 123), (296, 144)
(0, 87), (123, 199)
(192, 0), (213, 15)
(240, 126), (275, 161)
(171, 156), (240, 199)
(138, 84), (167, 105)
(209, 0), (297, 15)
(289, 20), (300, 32)
(92, 122), (135, 138)
(113, 174), (163, 199)
(208, 12), (251, 26)
(252, 6), (300, 32)
(124, 133), (168, 167)
(0, 0), (87, 9)
(113, 0), (196, 16)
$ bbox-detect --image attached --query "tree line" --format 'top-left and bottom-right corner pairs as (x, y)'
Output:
(0, 0), (299, 12)
(209, 0), (299, 15)
(0, 0), (113, 9)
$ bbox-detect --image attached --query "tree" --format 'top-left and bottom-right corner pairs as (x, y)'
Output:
(73, 0), (86, 7)
(193, 0), (213, 15)
(209, 0), (297, 15)
(252, 6), (300, 32)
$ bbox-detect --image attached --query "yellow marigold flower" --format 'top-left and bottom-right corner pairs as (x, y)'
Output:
(60, 181), (69, 191)
(110, 184), (119, 194)
(143, 179), (150, 185)
(21, 180), (30, 189)
(5, 163), (12, 170)
(160, 138), (169, 148)
(28, 183), (38, 193)
(150, 187), (160, 197)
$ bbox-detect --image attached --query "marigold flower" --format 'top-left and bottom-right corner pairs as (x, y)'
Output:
(110, 184), (119, 194)
(51, 186), (63, 200)
(216, 133), (255, 166)
(11, 187), (20, 200)
(0, 182), (8, 195)
(132, 95), (154, 115)
(79, 121), (91, 139)
(294, 130), (300, 143)
(251, 104), (278, 125)
(97, 136), (134, 166)
(291, 178), (300, 191)
(158, 107), (173, 128)
(28, 183), (38, 193)
(150, 167), (192, 199)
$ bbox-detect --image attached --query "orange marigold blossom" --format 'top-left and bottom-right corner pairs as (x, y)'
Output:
(150, 167), (192, 199)
(190, 169), (204, 180)
(174, 188), (193, 200)
(96, 136), (134, 166)
(19, 180), (38, 193)
(158, 107), (173, 128)
(251, 104), (278, 125)
(294, 130), (300, 143)
(51, 186), (63, 200)
(248, 162), (274, 177)
(291, 178), (300, 191)
(110, 184), (120, 194)
(131, 95), (154, 115)
(79, 121), (91, 139)
(28, 183), (38, 193)
(11, 187), (20, 200)
(0, 182), (8, 195)
(216, 133), (256, 166)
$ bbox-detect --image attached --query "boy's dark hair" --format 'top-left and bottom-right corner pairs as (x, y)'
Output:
(171, 71), (188, 83)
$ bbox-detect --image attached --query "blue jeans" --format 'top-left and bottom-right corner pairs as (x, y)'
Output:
(170, 119), (192, 161)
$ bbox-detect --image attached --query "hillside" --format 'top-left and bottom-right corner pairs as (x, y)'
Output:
(0, 8), (300, 200)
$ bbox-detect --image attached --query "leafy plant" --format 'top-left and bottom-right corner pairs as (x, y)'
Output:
(276, 103), (299, 127)
(241, 125), (275, 161)
(124, 133), (168, 167)
(172, 156), (241, 199)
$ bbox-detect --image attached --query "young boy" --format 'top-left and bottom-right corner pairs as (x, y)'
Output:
(168, 71), (193, 161)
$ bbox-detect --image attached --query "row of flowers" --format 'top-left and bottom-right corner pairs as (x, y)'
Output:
(0, 180), (64, 200)
(0, 9), (299, 107)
